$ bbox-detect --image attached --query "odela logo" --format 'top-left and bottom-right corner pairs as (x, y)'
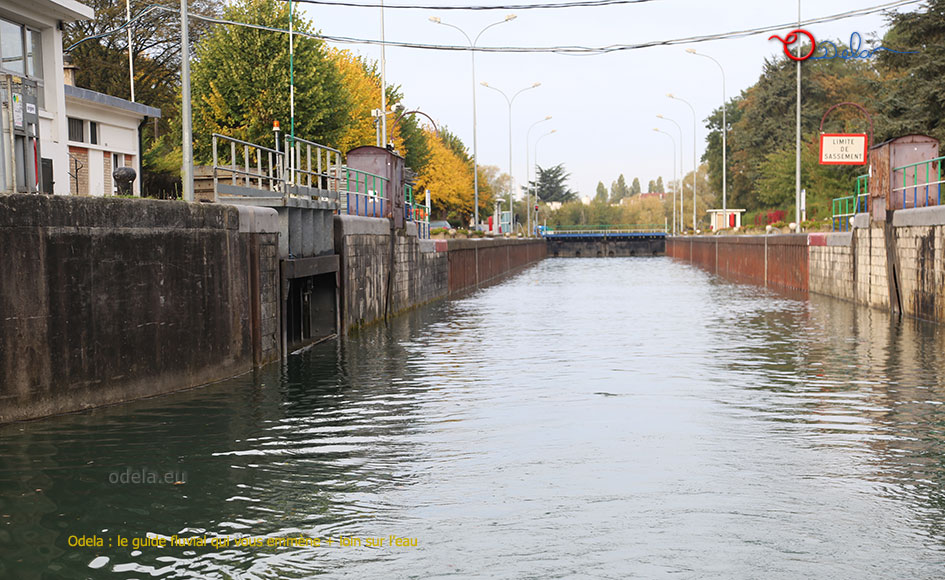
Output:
(769, 30), (916, 61)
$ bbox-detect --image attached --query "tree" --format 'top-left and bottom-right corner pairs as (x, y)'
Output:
(630, 177), (641, 195)
(595, 181), (609, 202)
(875, 1), (945, 143)
(330, 49), (403, 155)
(647, 179), (657, 193)
(190, 0), (349, 162)
(528, 164), (577, 203)
(655, 176), (664, 193)
(395, 106), (431, 176)
(610, 174), (630, 202)
(416, 128), (490, 223)
(702, 40), (877, 213)
(63, 0), (223, 105)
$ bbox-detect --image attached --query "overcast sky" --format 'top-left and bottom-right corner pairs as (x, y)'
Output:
(294, 0), (915, 199)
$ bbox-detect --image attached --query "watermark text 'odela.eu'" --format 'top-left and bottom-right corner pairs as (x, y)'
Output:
(108, 466), (187, 485)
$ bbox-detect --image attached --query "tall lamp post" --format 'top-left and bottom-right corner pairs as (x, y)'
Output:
(534, 128), (556, 231)
(687, 48), (726, 227)
(668, 93), (697, 231)
(656, 114), (684, 232)
(526, 115), (552, 236)
(430, 14), (516, 229)
(481, 81), (541, 234)
(654, 128), (677, 235)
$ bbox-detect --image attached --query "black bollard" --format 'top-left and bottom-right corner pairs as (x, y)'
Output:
(113, 166), (137, 196)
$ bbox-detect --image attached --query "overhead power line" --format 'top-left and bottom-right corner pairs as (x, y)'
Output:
(66, 0), (923, 56)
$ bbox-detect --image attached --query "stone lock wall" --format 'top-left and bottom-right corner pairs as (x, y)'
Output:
(0, 195), (280, 422)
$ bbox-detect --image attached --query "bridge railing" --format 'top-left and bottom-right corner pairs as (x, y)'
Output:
(542, 224), (665, 236)
(285, 135), (343, 194)
(212, 133), (285, 199)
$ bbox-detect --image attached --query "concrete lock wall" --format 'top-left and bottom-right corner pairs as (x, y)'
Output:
(334, 214), (546, 332)
(545, 237), (664, 258)
(0, 195), (280, 422)
(669, 204), (945, 324)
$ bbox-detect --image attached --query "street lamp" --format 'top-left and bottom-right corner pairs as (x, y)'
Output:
(526, 115), (552, 236)
(481, 81), (541, 235)
(687, 48), (727, 227)
(653, 128), (677, 235)
(657, 114), (684, 232)
(430, 14), (516, 229)
(668, 93), (697, 232)
(534, 129), (556, 230)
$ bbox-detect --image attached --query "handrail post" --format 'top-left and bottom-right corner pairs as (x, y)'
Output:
(212, 134), (218, 203)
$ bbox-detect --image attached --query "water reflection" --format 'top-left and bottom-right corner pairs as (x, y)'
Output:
(1, 257), (945, 578)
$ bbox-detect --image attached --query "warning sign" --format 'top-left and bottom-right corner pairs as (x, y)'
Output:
(820, 133), (868, 165)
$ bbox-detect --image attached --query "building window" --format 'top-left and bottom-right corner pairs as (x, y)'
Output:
(0, 19), (24, 75)
(26, 28), (41, 79)
(89, 122), (98, 145)
(68, 117), (83, 143)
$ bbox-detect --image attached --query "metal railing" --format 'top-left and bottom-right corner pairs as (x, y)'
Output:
(212, 133), (284, 198)
(892, 155), (945, 210)
(405, 183), (431, 239)
(285, 135), (342, 192)
(831, 174), (869, 231)
(342, 167), (389, 218)
(542, 224), (665, 235)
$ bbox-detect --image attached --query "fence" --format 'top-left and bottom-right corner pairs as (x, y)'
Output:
(542, 224), (666, 236)
(892, 156), (945, 210)
(831, 174), (869, 231)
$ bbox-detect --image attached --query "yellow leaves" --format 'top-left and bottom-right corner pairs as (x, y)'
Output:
(330, 48), (403, 155)
(416, 128), (484, 219)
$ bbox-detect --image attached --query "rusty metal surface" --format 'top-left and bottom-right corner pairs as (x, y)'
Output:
(667, 235), (809, 293)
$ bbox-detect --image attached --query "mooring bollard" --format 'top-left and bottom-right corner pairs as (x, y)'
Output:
(113, 167), (137, 196)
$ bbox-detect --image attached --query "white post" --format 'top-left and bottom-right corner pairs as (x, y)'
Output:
(126, 0), (134, 102)
(380, 0), (387, 146)
(795, 0), (802, 228)
(180, 0), (193, 201)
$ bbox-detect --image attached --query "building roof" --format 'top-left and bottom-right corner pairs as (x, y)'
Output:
(65, 85), (161, 119)
(6, 0), (94, 22)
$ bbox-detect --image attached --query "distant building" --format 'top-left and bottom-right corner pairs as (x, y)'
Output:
(64, 69), (160, 196)
(708, 209), (746, 231)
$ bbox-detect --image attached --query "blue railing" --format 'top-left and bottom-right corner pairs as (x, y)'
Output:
(343, 167), (388, 218)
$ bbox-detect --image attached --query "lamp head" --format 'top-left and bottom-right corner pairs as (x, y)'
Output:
(550, 129), (557, 134)
(505, 14), (517, 21)
(685, 48), (697, 54)
(531, 82), (541, 88)
(667, 93), (675, 99)
(481, 81), (490, 87)
(656, 114), (664, 119)
(653, 128), (659, 132)
(545, 115), (552, 120)
(429, 16), (441, 23)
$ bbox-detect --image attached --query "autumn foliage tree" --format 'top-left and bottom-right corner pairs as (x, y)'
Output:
(416, 128), (491, 223)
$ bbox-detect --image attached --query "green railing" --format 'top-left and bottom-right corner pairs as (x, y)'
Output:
(343, 167), (388, 218)
(892, 155), (944, 210)
(832, 174), (869, 231)
(404, 184), (431, 239)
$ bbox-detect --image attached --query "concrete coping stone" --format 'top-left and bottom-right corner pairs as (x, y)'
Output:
(892, 205), (945, 228)
(232, 205), (279, 234)
(418, 239), (436, 253)
(852, 213), (870, 229)
(334, 214), (391, 236)
(827, 232), (852, 246)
